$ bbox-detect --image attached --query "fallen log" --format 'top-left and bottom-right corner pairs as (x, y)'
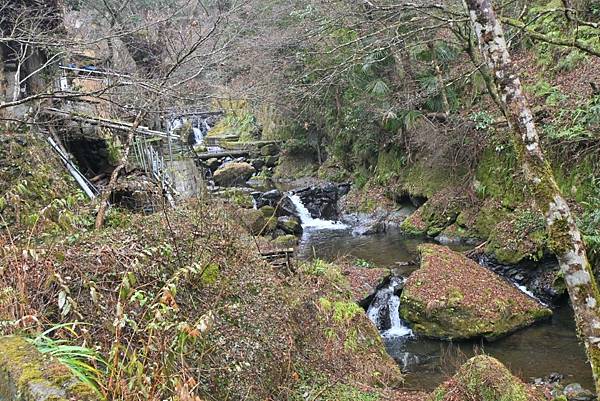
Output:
(195, 150), (250, 160)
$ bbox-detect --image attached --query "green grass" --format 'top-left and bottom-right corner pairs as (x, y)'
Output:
(28, 323), (107, 394)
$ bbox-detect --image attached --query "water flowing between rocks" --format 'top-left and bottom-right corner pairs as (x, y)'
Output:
(286, 195), (594, 391)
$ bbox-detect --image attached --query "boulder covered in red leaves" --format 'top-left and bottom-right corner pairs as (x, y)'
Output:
(400, 244), (551, 340)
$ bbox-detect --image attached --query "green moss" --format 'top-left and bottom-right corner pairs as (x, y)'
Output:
(319, 298), (362, 324)
(0, 336), (98, 401)
(401, 245), (551, 340)
(548, 218), (572, 255)
(400, 160), (462, 199)
(0, 132), (89, 238)
(218, 189), (254, 209)
(273, 234), (297, 247)
(259, 205), (276, 217)
(273, 152), (316, 179)
(475, 146), (524, 207)
(200, 263), (220, 285)
(430, 355), (536, 401)
(401, 209), (427, 235)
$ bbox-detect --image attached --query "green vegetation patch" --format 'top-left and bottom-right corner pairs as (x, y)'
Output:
(430, 355), (543, 401)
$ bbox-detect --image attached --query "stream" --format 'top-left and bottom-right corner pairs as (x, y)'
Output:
(293, 214), (594, 391)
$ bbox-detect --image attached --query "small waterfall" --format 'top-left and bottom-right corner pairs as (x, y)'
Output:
(288, 194), (348, 230)
(515, 283), (548, 306)
(367, 276), (413, 338)
(167, 116), (213, 146)
(192, 127), (203, 144)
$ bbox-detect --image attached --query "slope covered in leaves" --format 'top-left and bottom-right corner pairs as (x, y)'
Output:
(1, 198), (402, 400)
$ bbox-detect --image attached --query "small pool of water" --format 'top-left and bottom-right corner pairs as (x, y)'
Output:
(298, 227), (594, 391)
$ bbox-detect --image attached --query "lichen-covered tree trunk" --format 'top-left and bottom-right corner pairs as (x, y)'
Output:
(465, 0), (600, 392)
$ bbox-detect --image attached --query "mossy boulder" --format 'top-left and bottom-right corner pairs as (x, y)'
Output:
(401, 208), (428, 235)
(213, 162), (255, 187)
(277, 216), (302, 235)
(238, 208), (277, 235)
(273, 234), (298, 247)
(430, 355), (544, 401)
(260, 143), (279, 156)
(217, 188), (255, 208)
(0, 336), (99, 401)
(259, 205), (276, 218)
(400, 244), (552, 340)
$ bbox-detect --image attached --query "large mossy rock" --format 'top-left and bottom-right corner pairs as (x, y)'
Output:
(400, 244), (551, 340)
(0, 336), (99, 401)
(213, 162), (255, 187)
(277, 216), (302, 235)
(238, 208), (277, 235)
(430, 355), (544, 401)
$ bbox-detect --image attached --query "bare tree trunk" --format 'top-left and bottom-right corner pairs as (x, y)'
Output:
(465, 0), (600, 392)
(0, 48), (6, 119)
(95, 113), (143, 229)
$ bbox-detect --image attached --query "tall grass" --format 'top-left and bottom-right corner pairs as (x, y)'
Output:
(27, 323), (107, 395)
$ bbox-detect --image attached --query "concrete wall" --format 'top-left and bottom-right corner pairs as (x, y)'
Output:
(166, 159), (205, 200)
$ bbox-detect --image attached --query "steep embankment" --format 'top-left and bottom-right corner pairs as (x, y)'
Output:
(1, 155), (402, 400)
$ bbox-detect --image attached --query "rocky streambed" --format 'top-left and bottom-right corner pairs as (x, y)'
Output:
(296, 225), (594, 394)
(213, 175), (595, 396)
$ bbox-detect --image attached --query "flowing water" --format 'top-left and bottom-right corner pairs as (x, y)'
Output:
(289, 197), (594, 391)
(366, 276), (413, 338)
(288, 194), (348, 229)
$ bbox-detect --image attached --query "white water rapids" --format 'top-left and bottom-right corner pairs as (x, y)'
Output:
(367, 276), (413, 338)
(288, 194), (348, 230)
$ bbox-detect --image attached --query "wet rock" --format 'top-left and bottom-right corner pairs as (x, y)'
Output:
(351, 210), (389, 236)
(260, 143), (279, 156)
(409, 195), (427, 208)
(213, 162), (255, 187)
(433, 355), (544, 401)
(250, 158), (265, 171)
(292, 183), (351, 220)
(337, 182), (351, 196)
(473, 254), (564, 305)
(563, 383), (595, 401)
(277, 216), (302, 235)
(252, 189), (283, 209)
(280, 195), (299, 217)
(205, 157), (221, 171)
(264, 155), (279, 168)
(400, 244), (552, 340)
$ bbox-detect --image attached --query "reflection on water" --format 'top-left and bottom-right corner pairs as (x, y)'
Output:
(298, 228), (594, 391)
(297, 228), (441, 268)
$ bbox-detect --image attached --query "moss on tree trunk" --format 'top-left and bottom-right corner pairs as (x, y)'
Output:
(465, 0), (600, 393)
